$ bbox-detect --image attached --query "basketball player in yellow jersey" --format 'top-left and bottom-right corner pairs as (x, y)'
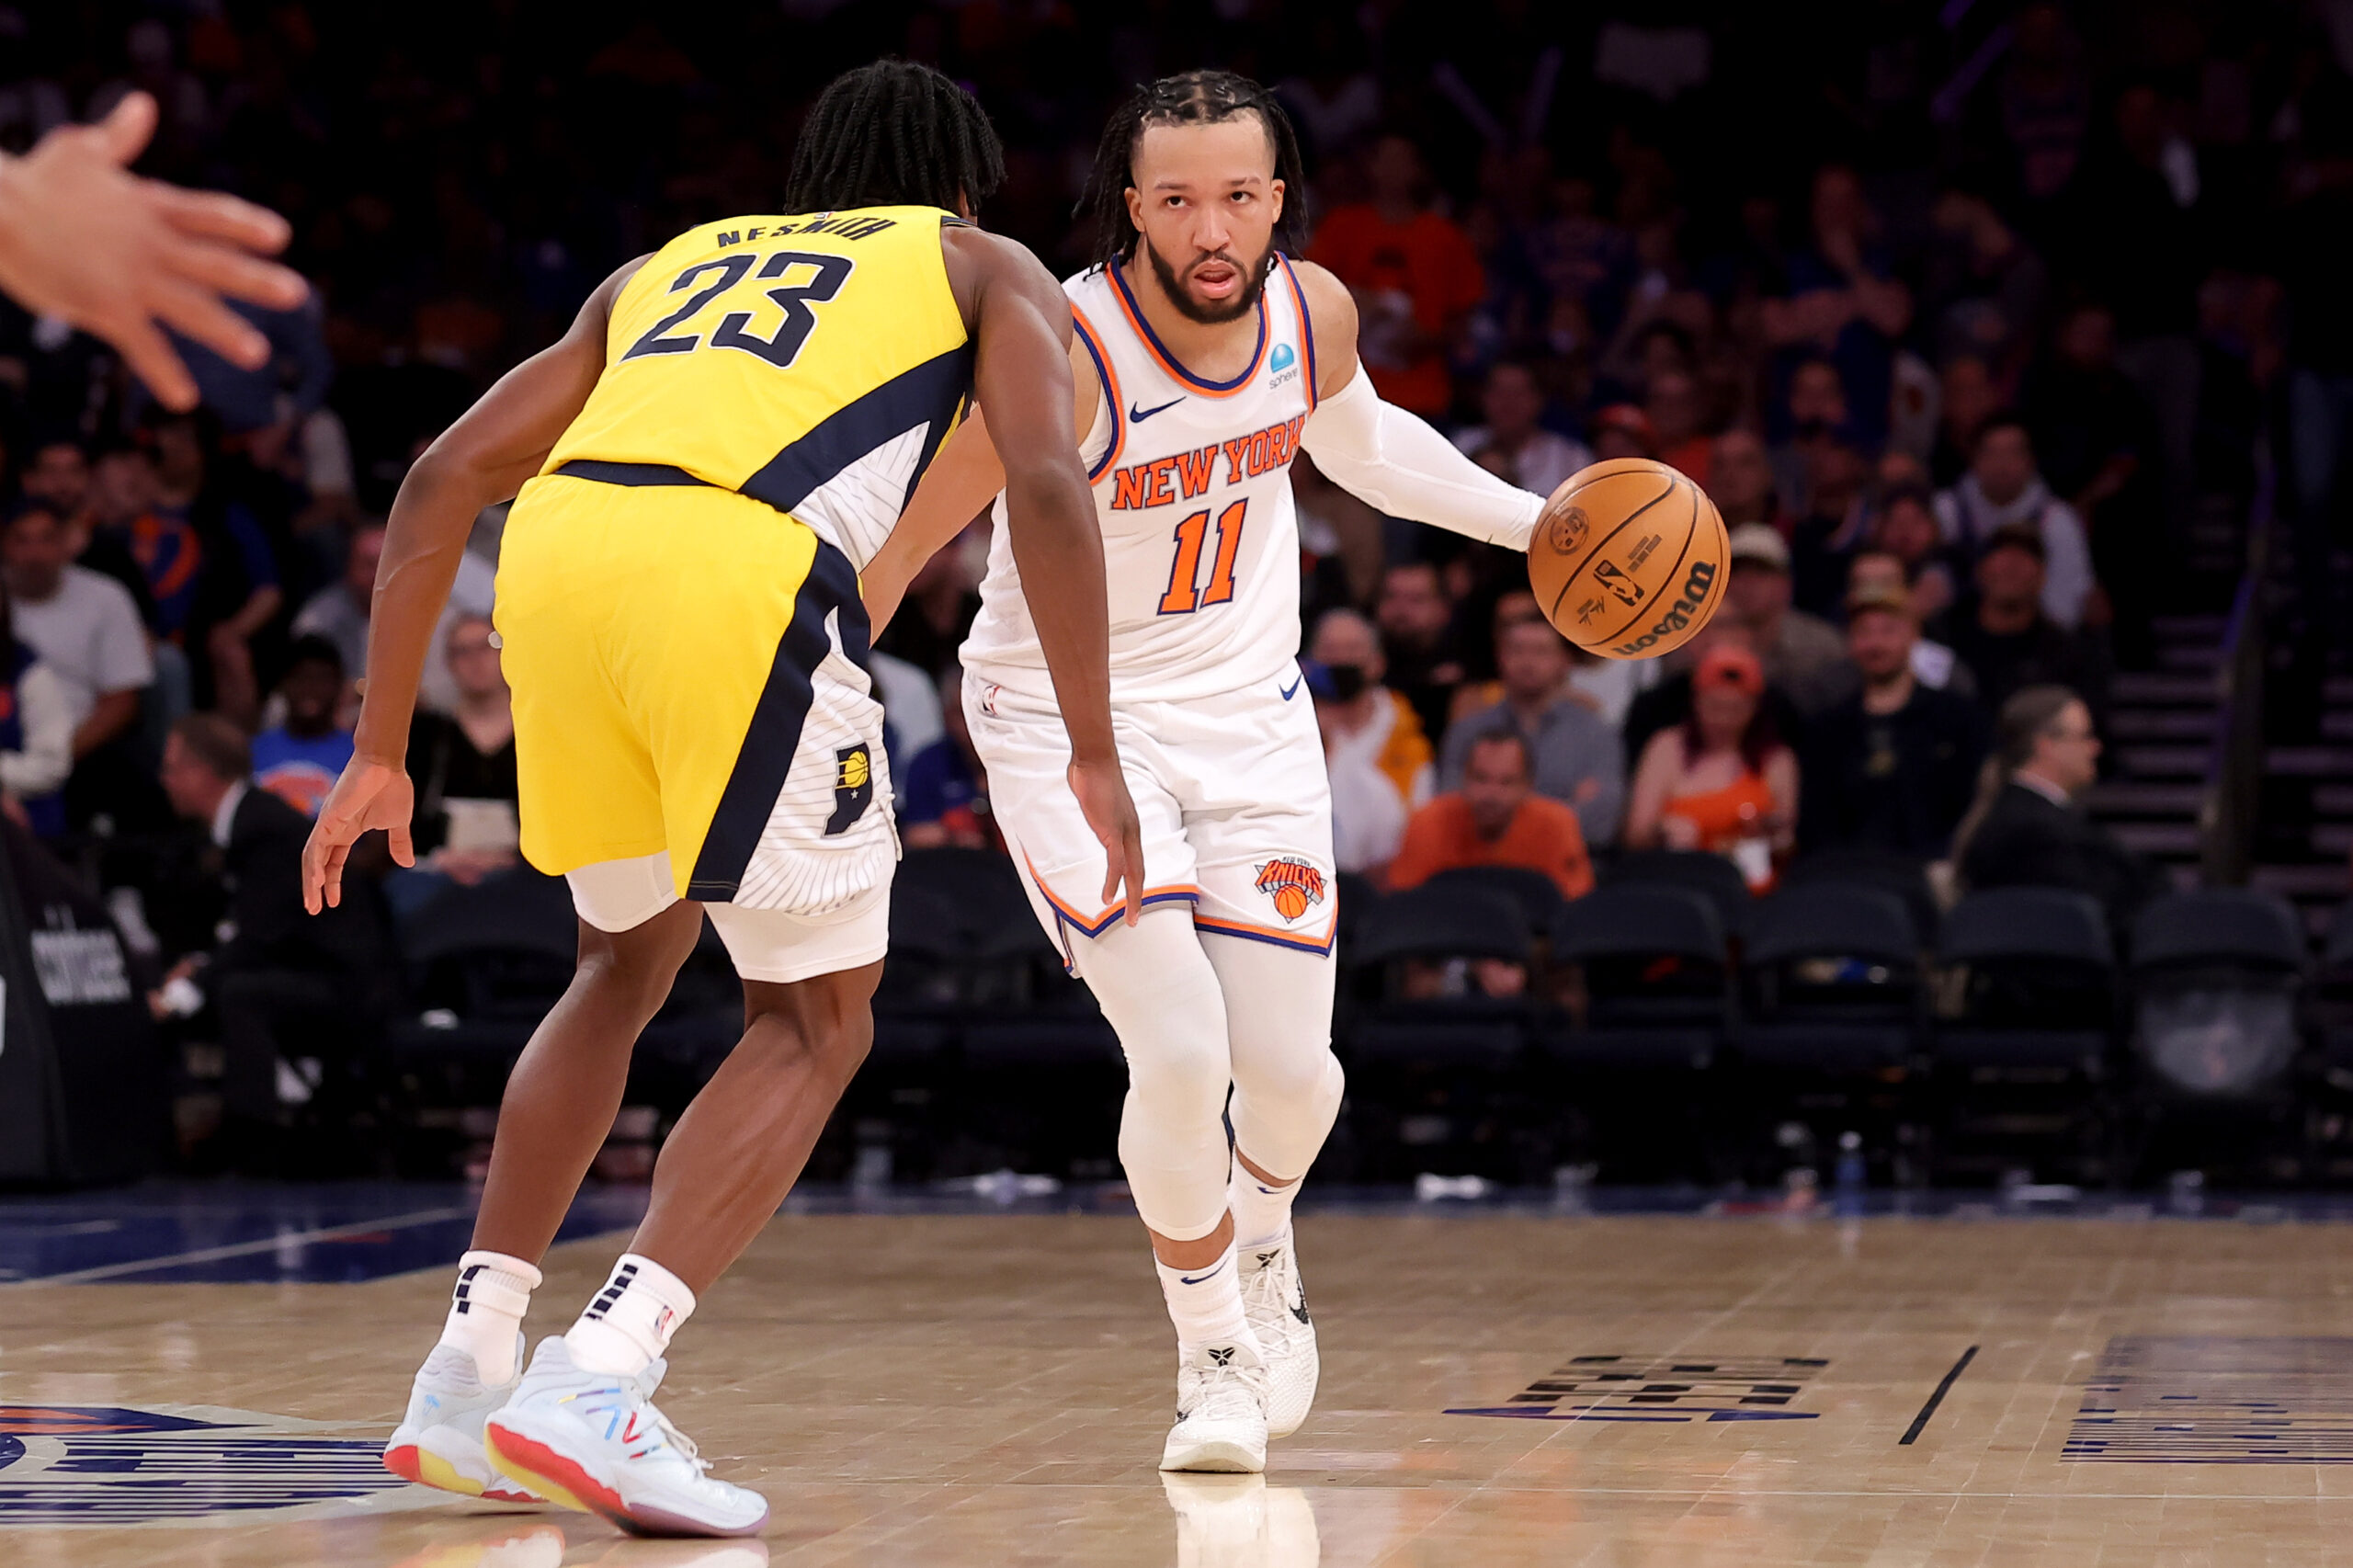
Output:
(301, 62), (1142, 1539)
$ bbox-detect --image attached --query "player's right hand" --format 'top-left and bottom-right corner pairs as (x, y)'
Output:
(303, 756), (415, 915)
(0, 91), (308, 411)
(1068, 756), (1145, 927)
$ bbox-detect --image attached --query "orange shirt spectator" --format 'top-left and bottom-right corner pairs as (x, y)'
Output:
(1310, 135), (1484, 418)
(1387, 730), (1593, 900)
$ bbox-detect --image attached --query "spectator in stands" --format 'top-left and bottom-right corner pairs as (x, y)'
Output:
(1388, 728), (1594, 900)
(1310, 132), (1485, 420)
(1870, 483), (1958, 623)
(25, 432), (155, 632)
(250, 636), (352, 818)
(1645, 368), (1712, 485)
(3, 501), (159, 827)
(1724, 522), (1850, 715)
(290, 521), (382, 683)
(1589, 403), (1655, 461)
(1620, 619), (1809, 766)
(1934, 414), (2094, 629)
(1374, 561), (1466, 742)
(900, 667), (996, 852)
(1786, 429), (1872, 618)
(1931, 522), (2110, 727)
(2022, 300), (2160, 662)
(1799, 580), (1988, 859)
(1709, 428), (1782, 533)
(393, 614), (520, 915)
(1311, 605), (1431, 814)
(156, 712), (385, 1169)
(1846, 551), (1973, 696)
(1440, 616), (1622, 847)
(1764, 165), (1912, 451)
(1312, 658), (1409, 877)
(1955, 684), (2160, 929)
(0, 586), (75, 837)
(1453, 358), (1592, 496)
(147, 410), (283, 725)
(1770, 356), (1848, 510)
(1624, 642), (1797, 892)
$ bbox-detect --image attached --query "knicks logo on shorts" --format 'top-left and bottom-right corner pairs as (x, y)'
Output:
(1254, 858), (1327, 922)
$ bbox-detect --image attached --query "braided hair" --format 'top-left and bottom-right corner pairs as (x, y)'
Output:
(785, 60), (1006, 217)
(1078, 70), (1310, 271)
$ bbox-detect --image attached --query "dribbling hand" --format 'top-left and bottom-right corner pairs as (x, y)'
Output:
(302, 756), (415, 915)
(1067, 756), (1145, 927)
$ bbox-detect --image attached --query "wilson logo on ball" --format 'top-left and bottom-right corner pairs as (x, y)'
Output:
(1545, 505), (1590, 557)
(1609, 558), (1720, 656)
(1254, 858), (1327, 921)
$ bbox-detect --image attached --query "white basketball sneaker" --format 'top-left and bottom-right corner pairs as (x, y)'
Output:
(383, 1338), (546, 1504)
(1238, 1232), (1318, 1439)
(483, 1336), (769, 1539)
(1160, 1339), (1270, 1473)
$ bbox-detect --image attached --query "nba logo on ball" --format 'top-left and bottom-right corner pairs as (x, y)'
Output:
(1255, 858), (1325, 921)
(1526, 458), (1729, 661)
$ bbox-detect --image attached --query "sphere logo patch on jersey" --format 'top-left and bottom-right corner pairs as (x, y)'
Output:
(0, 1402), (438, 1526)
(1269, 342), (1298, 384)
(1255, 858), (1327, 922)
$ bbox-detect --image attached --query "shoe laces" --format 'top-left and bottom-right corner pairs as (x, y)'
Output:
(631, 1396), (711, 1474)
(1239, 1247), (1291, 1322)
(1188, 1354), (1269, 1425)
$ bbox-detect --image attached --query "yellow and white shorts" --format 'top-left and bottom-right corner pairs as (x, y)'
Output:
(494, 462), (895, 979)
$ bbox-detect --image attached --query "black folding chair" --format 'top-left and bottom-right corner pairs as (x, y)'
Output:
(1602, 848), (1753, 939)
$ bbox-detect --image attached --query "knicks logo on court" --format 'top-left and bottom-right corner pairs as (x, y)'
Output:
(1254, 858), (1326, 922)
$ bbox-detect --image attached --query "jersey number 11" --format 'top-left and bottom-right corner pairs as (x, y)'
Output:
(1157, 498), (1248, 616)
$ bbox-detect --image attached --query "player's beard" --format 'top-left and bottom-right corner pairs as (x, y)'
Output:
(1141, 232), (1274, 325)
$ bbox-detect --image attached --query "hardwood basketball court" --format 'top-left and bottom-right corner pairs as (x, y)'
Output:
(6, 1193), (2350, 1564)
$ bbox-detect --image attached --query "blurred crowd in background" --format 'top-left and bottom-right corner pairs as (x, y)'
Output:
(0, 1), (2344, 1160)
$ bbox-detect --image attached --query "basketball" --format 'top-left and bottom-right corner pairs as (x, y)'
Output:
(1527, 457), (1729, 661)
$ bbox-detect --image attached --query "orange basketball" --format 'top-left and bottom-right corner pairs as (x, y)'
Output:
(1272, 884), (1309, 920)
(1528, 457), (1729, 661)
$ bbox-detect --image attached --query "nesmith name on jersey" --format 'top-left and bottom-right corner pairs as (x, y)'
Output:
(1108, 414), (1308, 510)
(711, 215), (898, 246)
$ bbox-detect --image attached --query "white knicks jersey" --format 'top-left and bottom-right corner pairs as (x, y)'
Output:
(961, 256), (1320, 704)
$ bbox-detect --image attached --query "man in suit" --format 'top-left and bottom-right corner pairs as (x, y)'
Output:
(1958, 685), (2161, 931)
(158, 712), (384, 1162)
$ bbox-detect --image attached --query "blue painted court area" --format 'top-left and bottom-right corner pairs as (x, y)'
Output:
(8, 1179), (2353, 1286)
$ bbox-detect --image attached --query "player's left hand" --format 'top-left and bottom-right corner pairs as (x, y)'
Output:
(0, 91), (309, 411)
(303, 756), (415, 914)
(1068, 756), (1144, 927)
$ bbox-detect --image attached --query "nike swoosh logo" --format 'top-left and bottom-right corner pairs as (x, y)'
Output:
(1130, 396), (1185, 422)
(1178, 1260), (1229, 1285)
(1279, 676), (1302, 701)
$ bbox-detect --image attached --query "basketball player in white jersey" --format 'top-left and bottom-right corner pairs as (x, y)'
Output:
(866, 72), (1547, 1473)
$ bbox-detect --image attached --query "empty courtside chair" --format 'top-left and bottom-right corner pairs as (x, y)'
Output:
(1344, 883), (1534, 1179)
(1735, 884), (1924, 1074)
(1425, 865), (1569, 940)
(2130, 888), (2307, 1099)
(1544, 884), (1731, 1071)
(1934, 889), (2117, 1072)
(1535, 883), (1731, 1182)
(1603, 848), (1753, 938)
(1784, 846), (1942, 947)
(2313, 901), (2353, 1082)
(1928, 888), (2119, 1184)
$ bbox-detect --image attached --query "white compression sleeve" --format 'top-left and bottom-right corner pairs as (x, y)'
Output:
(1299, 366), (1546, 551)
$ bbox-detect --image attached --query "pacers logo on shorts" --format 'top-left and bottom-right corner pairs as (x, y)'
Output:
(824, 744), (874, 836)
(1254, 858), (1327, 923)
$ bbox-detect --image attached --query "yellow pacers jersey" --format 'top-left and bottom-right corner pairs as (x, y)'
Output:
(547, 204), (972, 566)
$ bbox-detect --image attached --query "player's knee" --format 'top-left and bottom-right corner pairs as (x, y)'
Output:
(1232, 1036), (1341, 1113)
(737, 994), (871, 1084)
(1119, 1028), (1232, 1124)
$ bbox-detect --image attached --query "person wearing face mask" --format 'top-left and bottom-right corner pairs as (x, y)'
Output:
(1306, 607), (1431, 843)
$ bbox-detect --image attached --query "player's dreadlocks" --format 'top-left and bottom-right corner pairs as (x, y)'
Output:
(786, 60), (1006, 217)
(1080, 71), (1310, 271)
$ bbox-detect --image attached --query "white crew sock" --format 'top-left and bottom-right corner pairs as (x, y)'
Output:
(563, 1253), (697, 1377)
(438, 1250), (541, 1385)
(1229, 1163), (1300, 1251)
(1154, 1242), (1259, 1352)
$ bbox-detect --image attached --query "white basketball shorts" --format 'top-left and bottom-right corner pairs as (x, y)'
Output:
(963, 665), (1337, 964)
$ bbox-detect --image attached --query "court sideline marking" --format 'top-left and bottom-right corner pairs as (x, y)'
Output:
(7, 1205), (472, 1286)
